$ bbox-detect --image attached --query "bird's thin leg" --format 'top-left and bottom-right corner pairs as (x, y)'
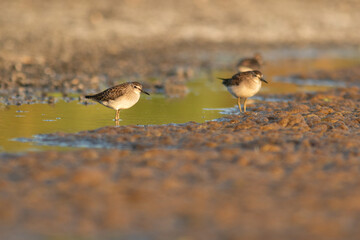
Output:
(237, 97), (242, 113)
(115, 110), (120, 121)
(243, 98), (248, 112)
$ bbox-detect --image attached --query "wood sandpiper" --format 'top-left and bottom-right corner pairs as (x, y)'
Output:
(85, 82), (149, 121)
(236, 53), (263, 72)
(219, 70), (267, 113)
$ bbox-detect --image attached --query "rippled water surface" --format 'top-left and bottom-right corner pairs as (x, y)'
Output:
(0, 57), (358, 152)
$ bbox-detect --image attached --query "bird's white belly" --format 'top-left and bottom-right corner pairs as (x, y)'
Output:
(227, 82), (261, 98)
(101, 94), (140, 110)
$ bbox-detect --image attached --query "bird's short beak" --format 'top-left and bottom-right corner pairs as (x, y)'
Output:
(141, 89), (150, 95)
(260, 78), (268, 84)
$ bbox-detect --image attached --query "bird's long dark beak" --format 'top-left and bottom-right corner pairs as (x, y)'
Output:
(141, 89), (150, 95)
(260, 78), (268, 84)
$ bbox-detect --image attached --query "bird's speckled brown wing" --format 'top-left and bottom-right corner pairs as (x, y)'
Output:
(222, 71), (256, 86)
(85, 83), (128, 102)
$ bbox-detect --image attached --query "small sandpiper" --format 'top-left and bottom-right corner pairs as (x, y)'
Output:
(219, 70), (267, 113)
(85, 82), (149, 121)
(236, 53), (263, 72)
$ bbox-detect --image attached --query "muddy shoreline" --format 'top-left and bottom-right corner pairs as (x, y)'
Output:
(1, 46), (360, 238)
(1, 86), (360, 239)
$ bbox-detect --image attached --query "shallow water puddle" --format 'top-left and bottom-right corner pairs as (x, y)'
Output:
(1, 93), (224, 152)
(0, 57), (358, 152)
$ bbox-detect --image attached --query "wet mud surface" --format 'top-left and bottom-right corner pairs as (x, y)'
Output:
(289, 65), (360, 86)
(21, 88), (360, 152)
(1, 87), (360, 239)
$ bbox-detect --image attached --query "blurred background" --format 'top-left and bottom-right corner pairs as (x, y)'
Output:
(1, 0), (360, 60)
(1, 0), (359, 98)
(2, 0), (360, 49)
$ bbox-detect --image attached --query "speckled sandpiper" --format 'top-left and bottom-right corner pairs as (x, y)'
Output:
(236, 53), (263, 72)
(219, 70), (268, 113)
(85, 82), (149, 121)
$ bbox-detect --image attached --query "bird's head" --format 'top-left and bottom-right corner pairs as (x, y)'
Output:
(131, 82), (150, 95)
(252, 70), (268, 84)
(254, 53), (263, 64)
